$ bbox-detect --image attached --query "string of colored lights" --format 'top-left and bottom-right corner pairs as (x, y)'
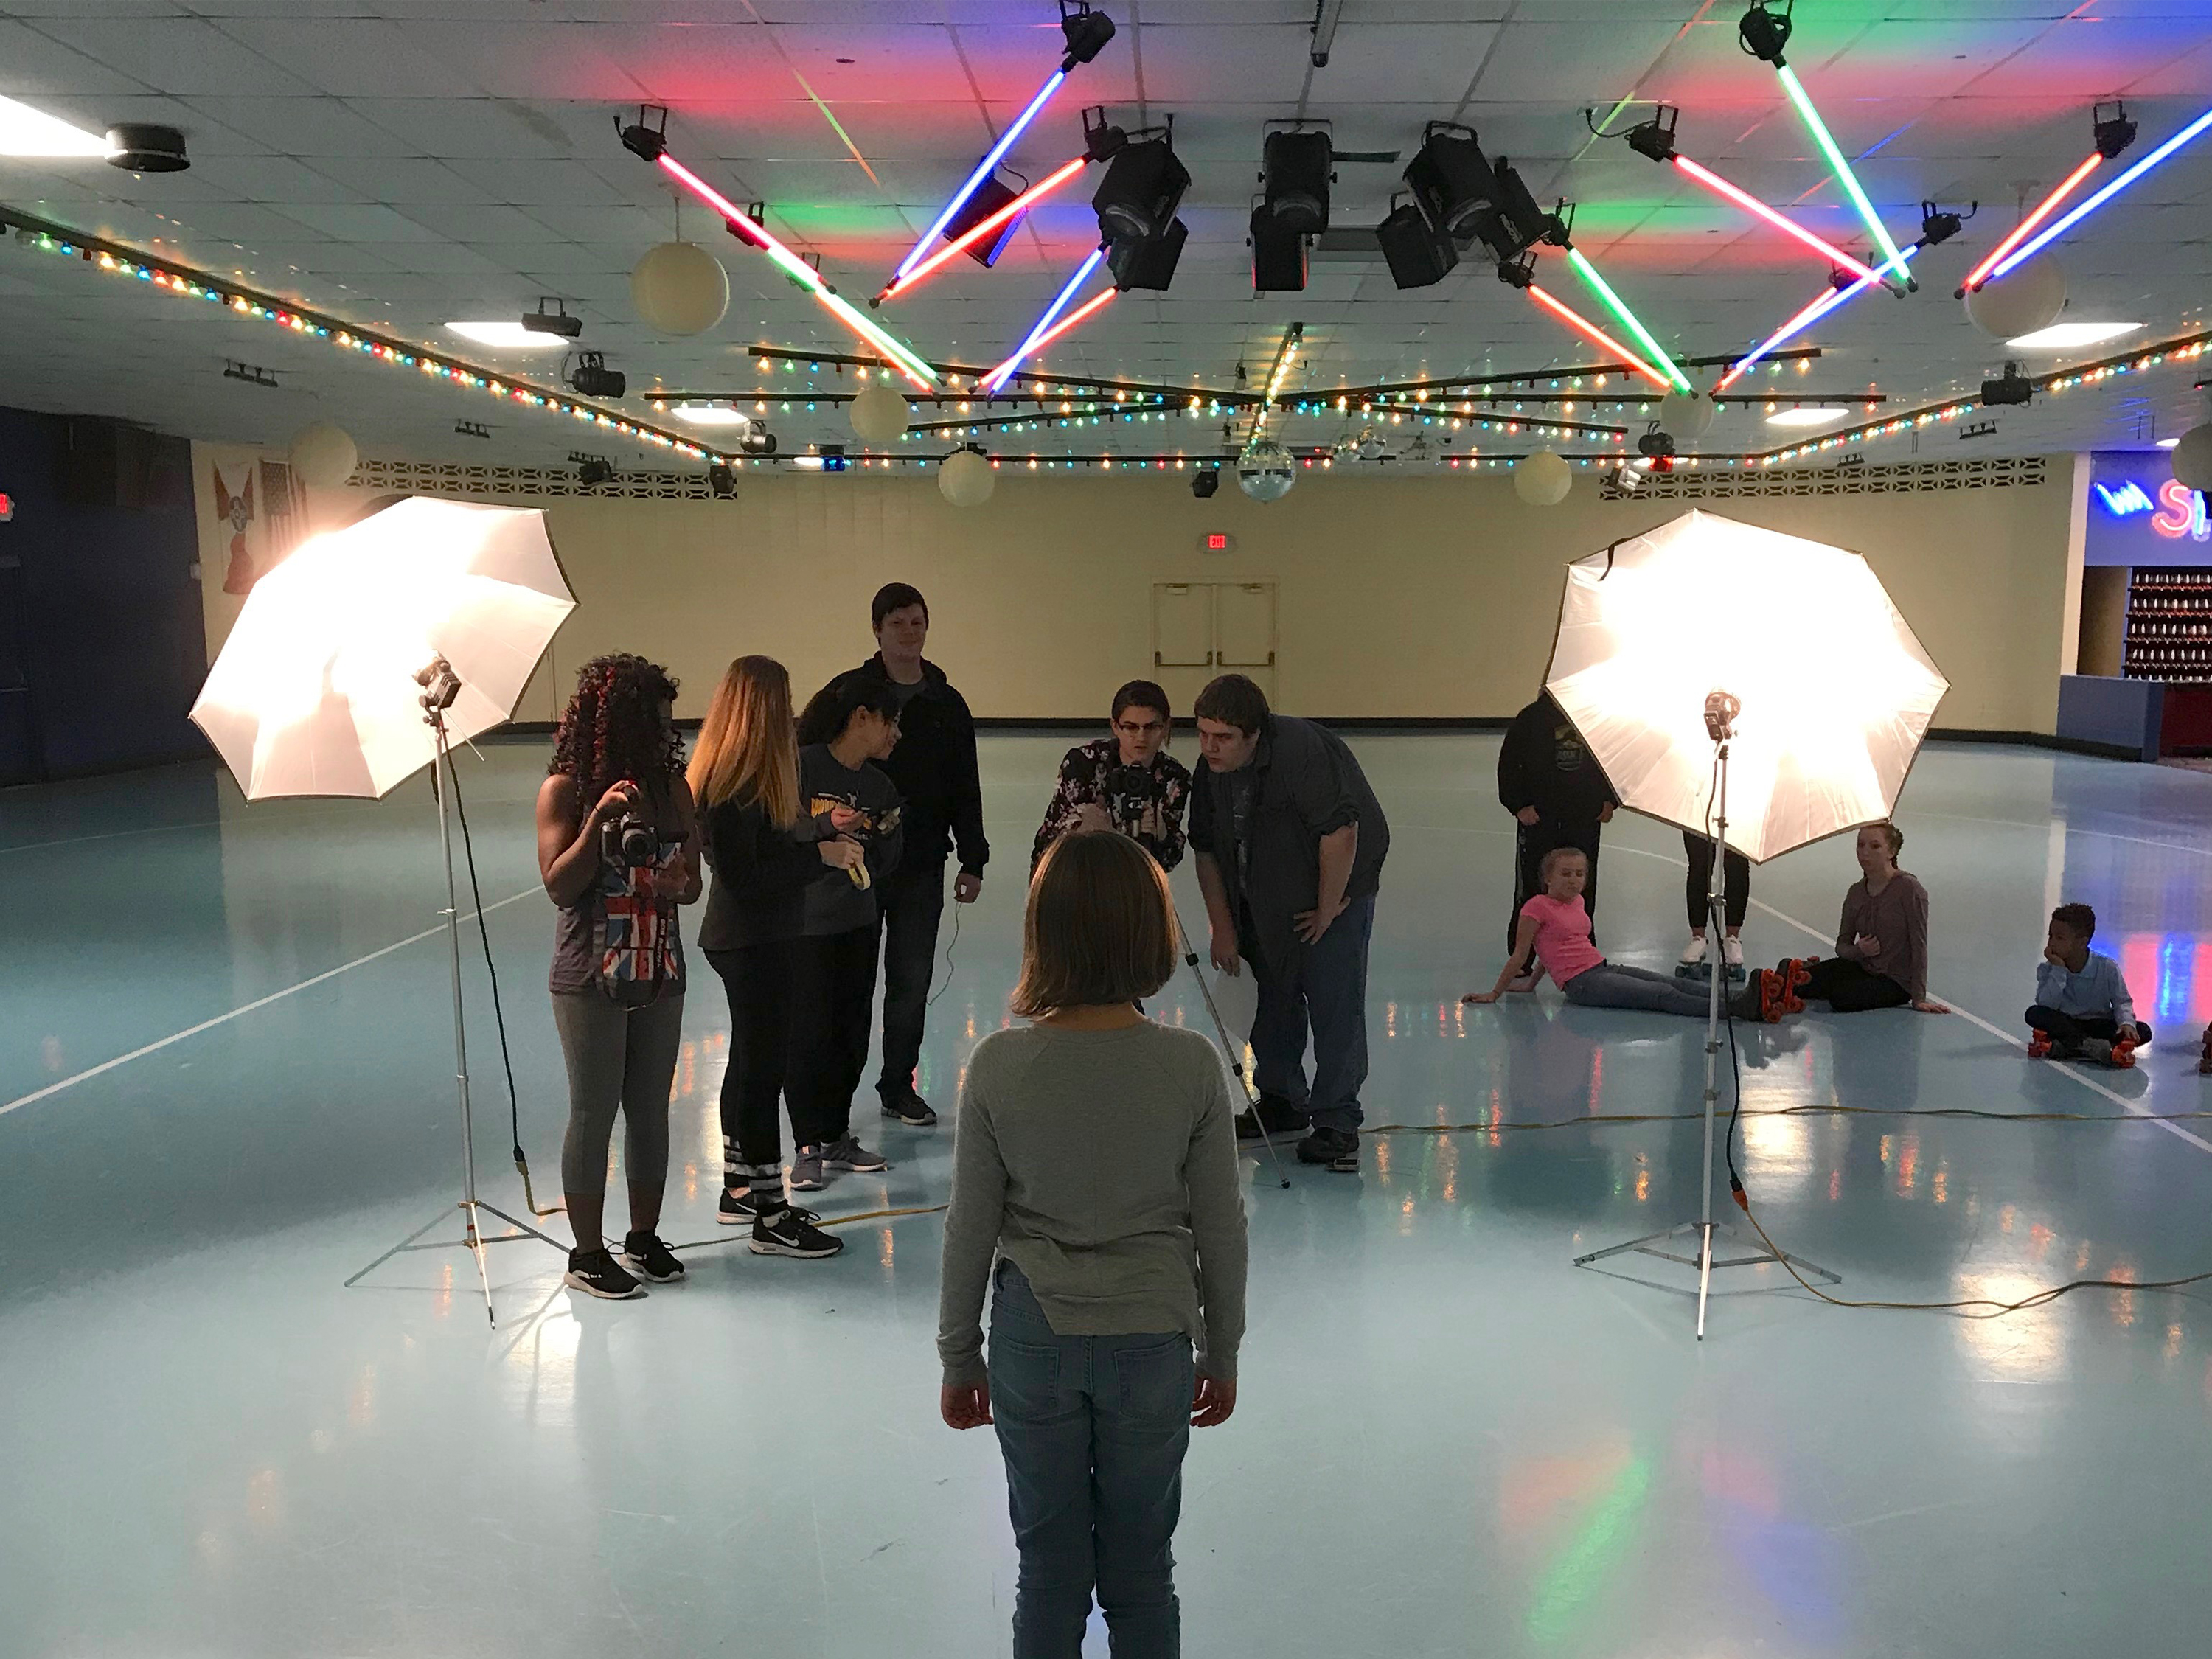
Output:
(652, 154), (937, 388)
(1774, 63), (1909, 272)
(1956, 152), (2101, 293)
(1988, 102), (2212, 282)
(1243, 323), (1305, 442)
(875, 156), (1090, 304)
(1526, 285), (1671, 391)
(1716, 243), (1921, 392)
(0, 209), (722, 462)
(981, 246), (1108, 392)
(891, 69), (1069, 284)
(1562, 248), (1691, 391)
(1671, 156), (1895, 288)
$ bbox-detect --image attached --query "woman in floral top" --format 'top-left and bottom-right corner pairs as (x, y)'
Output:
(1031, 679), (1192, 873)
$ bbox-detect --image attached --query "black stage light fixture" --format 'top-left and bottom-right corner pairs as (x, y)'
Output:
(1377, 197), (1458, 289)
(1495, 248), (1537, 289)
(1250, 206), (1307, 292)
(1980, 361), (2034, 407)
(1093, 132), (1189, 244)
(1059, 1), (1116, 69)
(738, 426), (779, 456)
(617, 104), (671, 163)
(1404, 122), (1502, 246)
(709, 461), (735, 496)
(571, 453), (614, 486)
(1638, 425), (1677, 460)
(943, 173), (1025, 268)
(105, 123), (189, 173)
(1484, 158), (1566, 260)
(2094, 100), (2138, 161)
(1262, 128), (1333, 235)
(522, 298), (583, 338)
(568, 351), (626, 399)
(1919, 198), (1974, 245)
(1109, 216), (1188, 291)
(1082, 105), (1129, 163)
(1624, 106), (1680, 164)
(1738, 1), (1792, 66)
(1192, 467), (1220, 498)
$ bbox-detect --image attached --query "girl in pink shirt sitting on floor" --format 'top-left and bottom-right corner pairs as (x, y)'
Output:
(1467, 846), (1760, 1018)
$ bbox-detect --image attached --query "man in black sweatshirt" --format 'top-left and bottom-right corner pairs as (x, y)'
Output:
(1498, 690), (1618, 950)
(818, 583), (989, 1127)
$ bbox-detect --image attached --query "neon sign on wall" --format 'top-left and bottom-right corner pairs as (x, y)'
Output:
(2087, 453), (2212, 563)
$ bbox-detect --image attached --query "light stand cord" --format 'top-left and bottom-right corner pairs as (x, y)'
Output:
(441, 750), (563, 1218)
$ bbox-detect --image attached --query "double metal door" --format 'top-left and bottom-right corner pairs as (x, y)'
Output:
(1152, 581), (1276, 714)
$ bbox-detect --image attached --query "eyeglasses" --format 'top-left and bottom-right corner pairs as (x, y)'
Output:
(1113, 718), (1167, 737)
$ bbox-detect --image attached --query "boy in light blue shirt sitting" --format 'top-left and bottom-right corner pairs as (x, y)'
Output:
(2026, 902), (2150, 1067)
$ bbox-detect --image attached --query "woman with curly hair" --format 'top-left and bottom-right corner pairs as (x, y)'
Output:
(535, 653), (702, 1300)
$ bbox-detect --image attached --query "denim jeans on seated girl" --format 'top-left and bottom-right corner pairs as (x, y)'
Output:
(987, 1259), (1194, 1659)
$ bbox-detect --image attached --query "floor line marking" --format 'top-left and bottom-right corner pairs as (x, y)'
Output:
(0, 888), (540, 1121)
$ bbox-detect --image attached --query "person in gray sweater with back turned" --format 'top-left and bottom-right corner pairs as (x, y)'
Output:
(938, 831), (1248, 1659)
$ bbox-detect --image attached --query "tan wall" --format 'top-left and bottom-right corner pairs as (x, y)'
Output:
(198, 460), (2083, 732)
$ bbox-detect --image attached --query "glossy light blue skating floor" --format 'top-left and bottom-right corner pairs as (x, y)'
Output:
(7, 734), (2212, 1658)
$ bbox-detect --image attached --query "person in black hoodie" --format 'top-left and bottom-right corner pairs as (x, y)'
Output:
(689, 655), (860, 1261)
(818, 583), (990, 1128)
(1497, 690), (1618, 958)
(789, 674), (907, 1192)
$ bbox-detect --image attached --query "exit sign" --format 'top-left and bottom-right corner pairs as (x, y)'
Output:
(1200, 531), (1234, 553)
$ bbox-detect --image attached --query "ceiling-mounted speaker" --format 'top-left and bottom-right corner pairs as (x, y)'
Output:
(1377, 200), (1458, 289)
(944, 173), (1023, 268)
(1108, 217), (1187, 291)
(1262, 129), (1333, 234)
(1251, 209), (1307, 293)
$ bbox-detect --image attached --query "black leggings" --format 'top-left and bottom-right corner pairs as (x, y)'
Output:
(1799, 957), (1909, 1013)
(706, 940), (795, 1185)
(2025, 1005), (2152, 1046)
(788, 923), (881, 1147)
(1683, 830), (1750, 931)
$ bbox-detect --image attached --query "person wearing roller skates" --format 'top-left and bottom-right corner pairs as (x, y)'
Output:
(2026, 902), (2149, 1067)
(1742, 823), (1949, 1020)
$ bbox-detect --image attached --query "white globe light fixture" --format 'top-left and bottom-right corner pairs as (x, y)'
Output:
(288, 422), (358, 490)
(630, 241), (730, 336)
(2173, 424), (2212, 494)
(1964, 254), (2065, 341)
(1513, 448), (1573, 507)
(1237, 438), (1296, 503)
(1660, 389), (1717, 443)
(849, 382), (911, 447)
(939, 446), (995, 507)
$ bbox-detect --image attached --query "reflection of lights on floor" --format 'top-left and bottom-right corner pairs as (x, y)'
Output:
(1954, 1272), (2067, 1381)
(1740, 1111), (1817, 1202)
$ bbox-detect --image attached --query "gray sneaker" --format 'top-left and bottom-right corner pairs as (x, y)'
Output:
(789, 1146), (827, 1191)
(822, 1135), (889, 1173)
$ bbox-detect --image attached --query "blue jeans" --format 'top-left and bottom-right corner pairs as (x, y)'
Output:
(988, 1262), (1193, 1659)
(1562, 961), (1714, 1018)
(1245, 890), (1376, 1133)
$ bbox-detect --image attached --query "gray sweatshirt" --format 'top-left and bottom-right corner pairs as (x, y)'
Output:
(936, 1020), (1248, 1388)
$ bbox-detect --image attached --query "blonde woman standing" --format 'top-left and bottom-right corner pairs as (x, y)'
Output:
(688, 655), (866, 1260)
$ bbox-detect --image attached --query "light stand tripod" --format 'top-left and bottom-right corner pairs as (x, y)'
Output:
(1571, 692), (1837, 1336)
(1104, 781), (1290, 1189)
(345, 656), (563, 1326)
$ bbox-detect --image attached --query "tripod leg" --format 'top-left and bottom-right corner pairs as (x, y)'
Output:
(461, 1200), (498, 1326)
(1171, 900), (1290, 1189)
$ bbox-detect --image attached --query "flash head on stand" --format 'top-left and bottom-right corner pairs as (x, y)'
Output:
(1703, 689), (1741, 742)
(415, 655), (462, 714)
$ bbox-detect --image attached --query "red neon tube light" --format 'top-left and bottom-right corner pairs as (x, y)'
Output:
(1958, 151), (2101, 293)
(1672, 156), (1893, 289)
(876, 156), (1089, 304)
(1526, 285), (1670, 391)
(983, 285), (1117, 391)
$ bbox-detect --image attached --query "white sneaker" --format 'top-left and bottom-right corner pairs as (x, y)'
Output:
(1678, 935), (1708, 967)
(1722, 937), (1745, 969)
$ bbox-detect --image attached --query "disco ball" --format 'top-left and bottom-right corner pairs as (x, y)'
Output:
(1237, 438), (1296, 502)
(1356, 425), (1387, 459)
(1331, 430), (1362, 465)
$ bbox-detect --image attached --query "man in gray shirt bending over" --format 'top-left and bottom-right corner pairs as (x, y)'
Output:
(1189, 674), (1389, 1174)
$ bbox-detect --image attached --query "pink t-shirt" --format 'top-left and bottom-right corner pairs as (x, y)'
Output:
(1518, 893), (1604, 984)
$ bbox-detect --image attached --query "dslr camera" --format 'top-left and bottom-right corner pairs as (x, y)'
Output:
(601, 784), (658, 867)
(1101, 763), (1158, 830)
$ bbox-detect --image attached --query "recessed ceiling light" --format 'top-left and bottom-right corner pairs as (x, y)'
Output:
(0, 95), (108, 158)
(444, 320), (566, 350)
(2003, 321), (2142, 350)
(673, 404), (752, 426)
(1765, 406), (1851, 428)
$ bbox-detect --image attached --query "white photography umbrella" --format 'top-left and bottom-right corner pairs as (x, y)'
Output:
(191, 498), (574, 800)
(1545, 509), (1948, 863)
(189, 495), (574, 1324)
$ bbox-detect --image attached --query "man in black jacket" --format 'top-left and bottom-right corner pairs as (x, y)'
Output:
(1498, 689), (1617, 951)
(1189, 673), (1388, 1174)
(821, 583), (989, 1127)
